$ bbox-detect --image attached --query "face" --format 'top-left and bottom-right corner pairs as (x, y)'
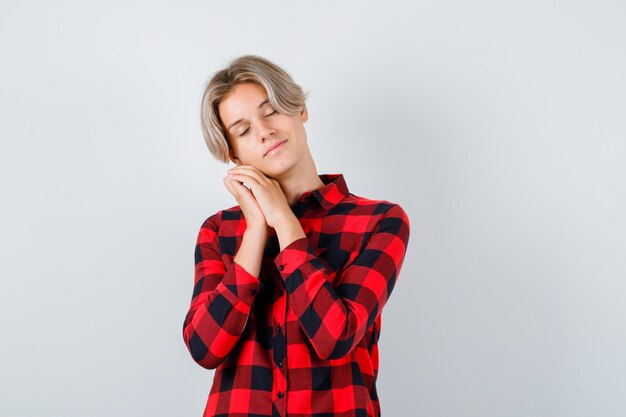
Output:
(218, 82), (309, 178)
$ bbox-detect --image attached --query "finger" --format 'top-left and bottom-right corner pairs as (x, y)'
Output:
(225, 179), (254, 200)
(227, 173), (261, 189)
(228, 166), (269, 185)
(223, 177), (239, 195)
(224, 175), (251, 193)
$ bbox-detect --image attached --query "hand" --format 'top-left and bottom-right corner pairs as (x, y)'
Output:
(226, 164), (295, 229)
(223, 168), (270, 233)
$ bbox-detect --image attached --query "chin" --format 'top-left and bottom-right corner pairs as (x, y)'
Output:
(268, 163), (297, 179)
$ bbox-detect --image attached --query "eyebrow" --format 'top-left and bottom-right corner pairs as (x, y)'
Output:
(226, 98), (271, 132)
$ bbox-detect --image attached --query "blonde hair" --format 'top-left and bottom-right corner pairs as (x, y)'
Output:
(200, 55), (309, 163)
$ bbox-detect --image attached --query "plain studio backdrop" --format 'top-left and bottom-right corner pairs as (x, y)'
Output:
(1, 1), (625, 416)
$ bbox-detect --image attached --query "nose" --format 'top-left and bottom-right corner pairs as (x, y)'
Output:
(257, 119), (275, 142)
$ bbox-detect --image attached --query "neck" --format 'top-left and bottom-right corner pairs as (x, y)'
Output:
(274, 152), (325, 206)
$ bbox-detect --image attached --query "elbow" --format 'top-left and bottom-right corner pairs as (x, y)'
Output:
(193, 354), (224, 371)
(313, 338), (355, 361)
(183, 328), (224, 370)
(327, 338), (356, 360)
(304, 310), (359, 360)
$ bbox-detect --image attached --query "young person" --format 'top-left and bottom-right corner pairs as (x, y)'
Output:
(182, 55), (411, 417)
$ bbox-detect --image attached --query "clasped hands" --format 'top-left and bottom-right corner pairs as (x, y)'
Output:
(224, 164), (295, 230)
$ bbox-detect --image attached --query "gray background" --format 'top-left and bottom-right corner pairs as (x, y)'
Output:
(1, 1), (625, 416)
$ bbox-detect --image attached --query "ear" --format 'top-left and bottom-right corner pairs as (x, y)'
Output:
(228, 148), (243, 166)
(300, 104), (309, 123)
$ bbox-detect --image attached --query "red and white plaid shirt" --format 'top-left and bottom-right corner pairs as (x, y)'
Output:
(183, 173), (411, 417)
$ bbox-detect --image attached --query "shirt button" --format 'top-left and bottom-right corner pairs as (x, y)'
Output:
(251, 289), (257, 295)
(279, 265), (284, 271)
(276, 326), (281, 332)
(277, 391), (284, 399)
(279, 289), (284, 296)
(277, 361), (283, 368)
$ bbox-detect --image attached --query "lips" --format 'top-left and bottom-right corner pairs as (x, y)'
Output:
(264, 140), (286, 157)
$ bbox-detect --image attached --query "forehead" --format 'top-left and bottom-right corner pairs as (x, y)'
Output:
(218, 82), (269, 121)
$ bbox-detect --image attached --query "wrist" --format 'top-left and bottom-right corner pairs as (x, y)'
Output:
(244, 223), (269, 238)
(274, 217), (306, 251)
(274, 216), (299, 233)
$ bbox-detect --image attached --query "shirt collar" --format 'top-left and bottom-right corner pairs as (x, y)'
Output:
(295, 173), (349, 211)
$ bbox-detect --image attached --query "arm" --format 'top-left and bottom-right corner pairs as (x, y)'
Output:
(182, 214), (266, 369)
(274, 203), (411, 360)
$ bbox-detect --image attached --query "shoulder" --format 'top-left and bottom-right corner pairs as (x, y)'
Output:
(197, 204), (243, 233)
(344, 193), (410, 226)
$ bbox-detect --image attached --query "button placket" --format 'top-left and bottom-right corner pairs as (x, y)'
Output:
(272, 298), (289, 409)
(271, 268), (289, 413)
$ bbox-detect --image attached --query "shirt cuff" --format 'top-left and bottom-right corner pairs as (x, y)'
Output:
(274, 237), (310, 273)
(220, 260), (262, 306)
(274, 237), (328, 291)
